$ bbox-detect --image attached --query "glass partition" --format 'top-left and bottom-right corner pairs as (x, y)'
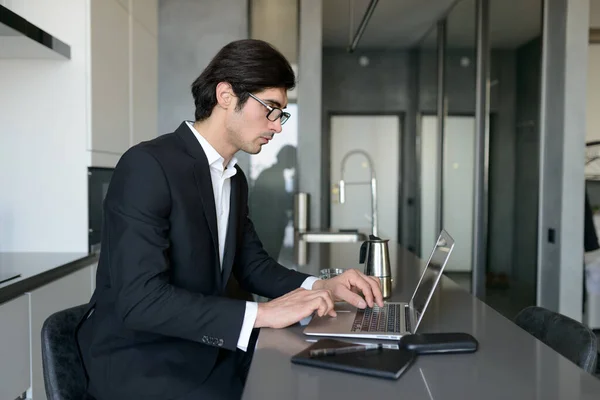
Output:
(417, 23), (440, 259)
(418, 0), (477, 294)
(442, 0), (477, 278)
(485, 0), (542, 317)
(248, 0), (299, 269)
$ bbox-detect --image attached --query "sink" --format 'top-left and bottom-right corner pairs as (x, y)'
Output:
(298, 230), (367, 243)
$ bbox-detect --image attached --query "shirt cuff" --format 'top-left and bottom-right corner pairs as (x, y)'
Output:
(237, 302), (258, 352)
(301, 276), (320, 290)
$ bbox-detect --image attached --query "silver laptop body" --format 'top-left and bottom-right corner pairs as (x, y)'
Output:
(303, 230), (455, 340)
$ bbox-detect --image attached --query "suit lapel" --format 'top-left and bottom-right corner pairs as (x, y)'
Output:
(175, 122), (221, 288)
(221, 170), (239, 289)
(193, 162), (220, 262)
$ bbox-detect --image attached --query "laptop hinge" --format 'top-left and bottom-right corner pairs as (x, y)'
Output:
(408, 305), (418, 333)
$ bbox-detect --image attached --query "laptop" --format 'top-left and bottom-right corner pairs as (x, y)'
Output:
(303, 230), (455, 340)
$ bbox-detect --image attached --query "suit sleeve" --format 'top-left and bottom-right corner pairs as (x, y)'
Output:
(105, 147), (245, 351)
(234, 172), (312, 298)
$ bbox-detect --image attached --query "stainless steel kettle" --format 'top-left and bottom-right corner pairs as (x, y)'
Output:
(359, 235), (392, 299)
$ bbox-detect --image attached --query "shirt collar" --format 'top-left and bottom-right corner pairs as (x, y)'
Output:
(186, 121), (238, 171)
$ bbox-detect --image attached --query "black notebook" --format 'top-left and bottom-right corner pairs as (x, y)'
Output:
(290, 338), (416, 380)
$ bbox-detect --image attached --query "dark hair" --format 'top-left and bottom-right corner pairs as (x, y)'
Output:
(191, 39), (296, 121)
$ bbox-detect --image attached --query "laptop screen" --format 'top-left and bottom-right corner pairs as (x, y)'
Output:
(409, 230), (455, 331)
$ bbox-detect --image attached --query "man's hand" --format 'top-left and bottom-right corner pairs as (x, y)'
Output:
(312, 269), (384, 309)
(255, 288), (337, 329)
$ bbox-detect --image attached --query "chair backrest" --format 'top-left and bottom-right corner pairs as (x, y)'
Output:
(41, 304), (88, 400)
(514, 306), (598, 373)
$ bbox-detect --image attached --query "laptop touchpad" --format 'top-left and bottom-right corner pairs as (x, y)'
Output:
(334, 302), (356, 312)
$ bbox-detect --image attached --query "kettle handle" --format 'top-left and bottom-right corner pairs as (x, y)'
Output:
(359, 241), (368, 264)
(359, 235), (381, 264)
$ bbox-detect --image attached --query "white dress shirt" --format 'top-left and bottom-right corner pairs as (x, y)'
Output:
(187, 122), (319, 351)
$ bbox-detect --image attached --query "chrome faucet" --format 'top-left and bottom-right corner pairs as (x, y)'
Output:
(338, 150), (378, 237)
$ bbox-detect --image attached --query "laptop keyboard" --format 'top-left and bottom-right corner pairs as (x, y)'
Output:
(351, 304), (408, 333)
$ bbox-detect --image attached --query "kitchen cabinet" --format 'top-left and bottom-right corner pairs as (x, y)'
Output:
(132, 0), (158, 37)
(90, 0), (131, 157)
(1, 0), (158, 168)
(0, 295), (30, 400)
(131, 14), (158, 146)
(28, 265), (94, 400)
(89, 0), (158, 167)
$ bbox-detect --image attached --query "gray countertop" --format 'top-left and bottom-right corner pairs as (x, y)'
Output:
(0, 252), (97, 305)
(243, 244), (600, 399)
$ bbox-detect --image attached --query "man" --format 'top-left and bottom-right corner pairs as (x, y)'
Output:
(76, 39), (383, 400)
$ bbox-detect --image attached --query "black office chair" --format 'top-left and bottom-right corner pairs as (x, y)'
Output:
(41, 304), (90, 400)
(514, 306), (598, 373)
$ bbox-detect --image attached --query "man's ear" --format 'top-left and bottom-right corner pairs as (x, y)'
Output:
(216, 82), (234, 109)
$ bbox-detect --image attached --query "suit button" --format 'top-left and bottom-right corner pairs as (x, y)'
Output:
(202, 336), (208, 344)
(218, 339), (224, 347)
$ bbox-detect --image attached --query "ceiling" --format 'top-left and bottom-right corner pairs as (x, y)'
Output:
(322, 0), (457, 49)
(323, 0), (542, 50)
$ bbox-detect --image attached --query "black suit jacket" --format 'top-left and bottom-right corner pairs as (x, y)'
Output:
(77, 122), (310, 399)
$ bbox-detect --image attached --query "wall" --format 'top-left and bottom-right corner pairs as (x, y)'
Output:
(157, 0), (250, 171)
(419, 50), (476, 114)
(0, 0), (89, 252)
(323, 49), (412, 113)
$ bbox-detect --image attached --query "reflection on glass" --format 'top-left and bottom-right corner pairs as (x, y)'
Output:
(419, 0), (477, 276)
(484, 0), (542, 317)
(441, 0), (476, 275)
(417, 20), (439, 260)
(248, 104), (299, 267)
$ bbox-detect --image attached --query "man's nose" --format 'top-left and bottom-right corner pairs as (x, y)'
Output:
(269, 118), (283, 133)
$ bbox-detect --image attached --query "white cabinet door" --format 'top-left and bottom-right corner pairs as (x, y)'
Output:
(132, 0), (158, 37)
(0, 295), (30, 400)
(131, 17), (158, 145)
(90, 0), (131, 157)
(29, 266), (94, 400)
(587, 44), (600, 143)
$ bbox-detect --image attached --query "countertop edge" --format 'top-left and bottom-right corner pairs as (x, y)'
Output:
(0, 253), (98, 306)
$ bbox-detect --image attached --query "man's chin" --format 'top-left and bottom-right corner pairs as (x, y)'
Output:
(242, 144), (262, 155)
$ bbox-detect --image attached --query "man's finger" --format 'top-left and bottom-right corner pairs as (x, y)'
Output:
(365, 276), (384, 307)
(311, 297), (325, 317)
(334, 285), (367, 309)
(347, 274), (375, 308)
(314, 290), (336, 317)
(367, 275), (381, 288)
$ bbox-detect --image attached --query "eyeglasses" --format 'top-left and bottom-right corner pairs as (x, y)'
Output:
(247, 92), (291, 125)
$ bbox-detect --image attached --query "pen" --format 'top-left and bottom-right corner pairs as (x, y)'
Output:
(309, 343), (383, 358)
